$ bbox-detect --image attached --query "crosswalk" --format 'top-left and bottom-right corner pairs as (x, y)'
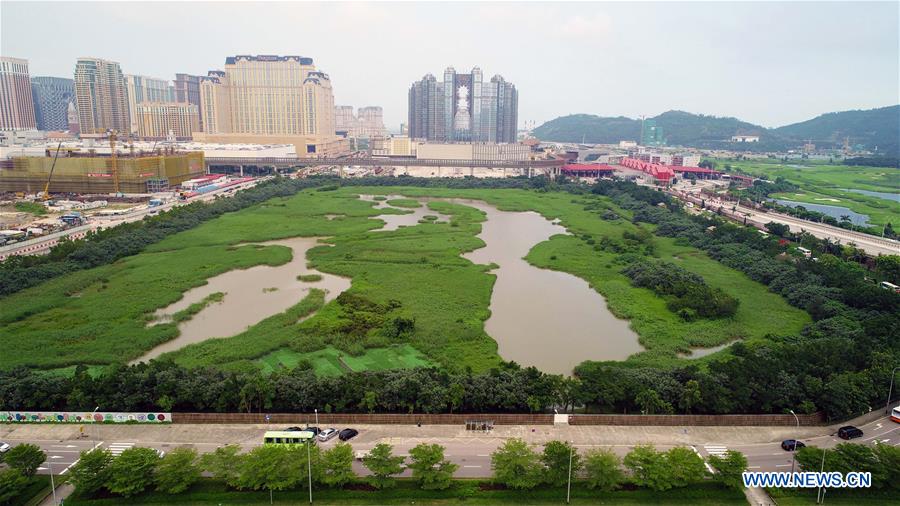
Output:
(107, 442), (135, 456)
(704, 445), (729, 458)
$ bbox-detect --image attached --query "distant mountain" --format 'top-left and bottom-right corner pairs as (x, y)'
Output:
(532, 105), (900, 155)
(774, 105), (899, 156)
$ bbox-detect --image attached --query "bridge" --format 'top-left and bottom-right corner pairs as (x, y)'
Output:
(205, 156), (566, 174)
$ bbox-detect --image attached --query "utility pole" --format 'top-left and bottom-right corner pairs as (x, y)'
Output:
(566, 442), (573, 504)
(817, 448), (827, 504)
(49, 461), (57, 505)
(886, 366), (900, 414)
(307, 439), (313, 504)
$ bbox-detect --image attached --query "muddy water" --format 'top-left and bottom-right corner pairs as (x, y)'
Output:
(453, 199), (642, 374)
(133, 237), (350, 363)
(363, 195), (642, 374)
(360, 195), (450, 231)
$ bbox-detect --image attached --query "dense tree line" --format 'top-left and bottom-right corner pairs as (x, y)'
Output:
(588, 180), (900, 420)
(843, 156), (899, 168)
(622, 260), (739, 320)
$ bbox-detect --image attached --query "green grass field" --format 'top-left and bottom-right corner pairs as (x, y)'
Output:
(768, 487), (900, 505)
(723, 159), (899, 227)
(257, 344), (434, 376)
(63, 479), (747, 505)
(0, 185), (811, 374)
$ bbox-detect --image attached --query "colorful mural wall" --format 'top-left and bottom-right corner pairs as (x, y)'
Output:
(0, 411), (171, 423)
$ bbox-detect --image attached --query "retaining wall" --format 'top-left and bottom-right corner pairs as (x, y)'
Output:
(172, 413), (554, 425)
(568, 412), (825, 426)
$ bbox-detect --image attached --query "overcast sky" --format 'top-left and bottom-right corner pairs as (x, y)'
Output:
(2, 1), (898, 130)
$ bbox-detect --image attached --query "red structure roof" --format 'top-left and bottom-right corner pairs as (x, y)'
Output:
(562, 163), (615, 173)
(620, 158), (675, 181)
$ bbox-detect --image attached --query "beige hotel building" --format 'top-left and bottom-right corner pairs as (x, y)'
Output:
(137, 102), (200, 140)
(194, 55), (347, 157)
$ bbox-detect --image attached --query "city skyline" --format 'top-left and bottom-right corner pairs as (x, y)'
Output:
(2, 1), (897, 131)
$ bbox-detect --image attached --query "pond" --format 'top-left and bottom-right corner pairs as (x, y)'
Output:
(773, 199), (871, 226)
(133, 237), (350, 363)
(364, 195), (643, 374)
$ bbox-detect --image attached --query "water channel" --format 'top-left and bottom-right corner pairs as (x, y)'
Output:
(133, 237), (350, 363)
(773, 199), (871, 226)
(363, 195), (643, 374)
(841, 188), (900, 202)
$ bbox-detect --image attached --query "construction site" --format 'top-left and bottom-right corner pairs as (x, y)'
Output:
(0, 147), (205, 195)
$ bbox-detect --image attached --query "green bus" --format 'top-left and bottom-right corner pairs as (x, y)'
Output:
(263, 430), (316, 446)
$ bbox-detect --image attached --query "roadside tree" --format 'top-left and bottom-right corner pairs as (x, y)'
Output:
(69, 448), (113, 495)
(106, 447), (160, 497)
(707, 450), (748, 490)
(582, 448), (623, 491)
(200, 444), (243, 489)
(362, 442), (405, 489)
(623, 445), (672, 491)
(491, 438), (544, 489)
(541, 440), (580, 487)
(408, 443), (458, 490)
(3, 444), (45, 478)
(666, 447), (708, 487)
(155, 448), (201, 494)
(320, 443), (355, 487)
(0, 469), (29, 504)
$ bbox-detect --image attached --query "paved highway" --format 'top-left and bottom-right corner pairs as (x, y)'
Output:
(4, 413), (897, 480)
(670, 182), (899, 257)
(0, 178), (263, 261)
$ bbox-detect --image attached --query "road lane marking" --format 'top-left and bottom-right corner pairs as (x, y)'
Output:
(463, 465), (481, 468)
(748, 466), (761, 469)
(477, 454), (489, 457)
(776, 464), (791, 467)
(691, 446), (715, 473)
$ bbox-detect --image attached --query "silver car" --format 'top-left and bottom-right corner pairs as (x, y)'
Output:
(317, 428), (338, 442)
(0, 441), (10, 453)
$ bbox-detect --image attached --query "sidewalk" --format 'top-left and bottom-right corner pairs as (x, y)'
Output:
(38, 482), (74, 506)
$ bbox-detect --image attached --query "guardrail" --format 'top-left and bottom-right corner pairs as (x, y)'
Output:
(0, 224), (93, 260)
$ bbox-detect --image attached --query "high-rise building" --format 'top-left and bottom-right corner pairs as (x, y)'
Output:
(333, 105), (386, 138)
(408, 66), (517, 143)
(125, 75), (173, 134)
(73, 57), (129, 134)
(0, 57), (36, 130)
(640, 119), (665, 147)
(195, 55), (346, 156)
(136, 102), (199, 139)
(31, 77), (75, 131)
(174, 73), (203, 130)
(334, 105), (355, 134)
(67, 102), (79, 134)
(358, 106), (386, 138)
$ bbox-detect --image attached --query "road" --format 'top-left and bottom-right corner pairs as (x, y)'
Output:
(0, 178), (263, 261)
(670, 182), (899, 257)
(3, 413), (897, 480)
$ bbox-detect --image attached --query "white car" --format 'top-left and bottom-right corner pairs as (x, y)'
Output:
(317, 428), (338, 442)
(0, 442), (10, 453)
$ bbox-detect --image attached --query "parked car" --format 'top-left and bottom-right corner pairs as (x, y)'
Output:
(305, 426), (321, 436)
(837, 426), (864, 440)
(0, 441), (10, 453)
(339, 428), (359, 441)
(156, 449), (166, 458)
(317, 428), (338, 442)
(285, 426), (303, 432)
(781, 439), (805, 451)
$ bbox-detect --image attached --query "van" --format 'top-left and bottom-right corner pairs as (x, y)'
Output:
(837, 426), (863, 440)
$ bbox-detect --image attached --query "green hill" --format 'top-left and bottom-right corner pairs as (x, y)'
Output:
(773, 105), (899, 156)
(533, 106), (900, 155)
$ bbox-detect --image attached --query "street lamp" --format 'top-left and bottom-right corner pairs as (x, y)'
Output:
(817, 448), (827, 504)
(789, 410), (800, 476)
(307, 439), (313, 504)
(48, 460), (58, 505)
(566, 441), (574, 504)
(314, 408), (318, 427)
(885, 366), (900, 415)
(92, 406), (101, 447)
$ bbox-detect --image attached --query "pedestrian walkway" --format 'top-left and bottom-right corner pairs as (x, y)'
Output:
(704, 444), (729, 457)
(107, 442), (134, 456)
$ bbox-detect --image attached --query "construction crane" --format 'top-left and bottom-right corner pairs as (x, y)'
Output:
(41, 142), (63, 201)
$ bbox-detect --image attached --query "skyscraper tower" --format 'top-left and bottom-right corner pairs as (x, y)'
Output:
(0, 57), (36, 130)
(408, 66), (517, 143)
(73, 57), (129, 134)
(31, 76), (75, 131)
